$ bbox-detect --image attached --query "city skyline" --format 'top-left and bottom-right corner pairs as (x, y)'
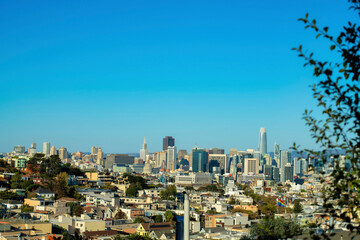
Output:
(1, 1), (357, 153)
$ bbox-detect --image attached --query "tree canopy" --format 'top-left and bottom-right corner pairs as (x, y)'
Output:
(293, 0), (360, 230)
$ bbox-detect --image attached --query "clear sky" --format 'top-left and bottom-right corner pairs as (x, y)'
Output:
(0, 1), (356, 153)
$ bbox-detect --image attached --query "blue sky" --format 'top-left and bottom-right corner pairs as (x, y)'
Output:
(0, 1), (356, 153)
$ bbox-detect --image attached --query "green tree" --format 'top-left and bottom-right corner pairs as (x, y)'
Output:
(126, 184), (139, 197)
(250, 218), (301, 240)
(133, 217), (146, 223)
(21, 204), (34, 213)
(293, 0), (360, 230)
(0, 191), (20, 200)
(154, 214), (163, 223)
(293, 200), (303, 214)
(127, 234), (152, 240)
(160, 185), (177, 200)
(67, 202), (83, 217)
(164, 210), (175, 222)
(228, 196), (236, 205)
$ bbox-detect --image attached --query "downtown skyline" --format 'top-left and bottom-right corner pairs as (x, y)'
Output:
(1, 0), (357, 153)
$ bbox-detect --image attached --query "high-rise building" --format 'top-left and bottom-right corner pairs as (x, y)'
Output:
(167, 146), (177, 171)
(229, 149), (238, 156)
(163, 136), (175, 151)
(258, 127), (267, 155)
(178, 150), (188, 161)
(263, 164), (272, 180)
(294, 158), (308, 176)
(140, 137), (149, 161)
(284, 163), (294, 182)
(50, 146), (57, 155)
(42, 142), (50, 155)
(191, 147), (208, 173)
(91, 146), (98, 155)
(272, 166), (280, 182)
(274, 143), (281, 167)
(280, 150), (292, 182)
(13, 145), (25, 154)
(209, 148), (225, 154)
(244, 158), (259, 175)
(58, 147), (68, 160)
(153, 151), (167, 168)
(97, 147), (104, 165)
(208, 154), (227, 174)
(31, 142), (36, 149)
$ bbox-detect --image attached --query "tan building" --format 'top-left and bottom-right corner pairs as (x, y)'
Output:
(243, 158), (259, 175)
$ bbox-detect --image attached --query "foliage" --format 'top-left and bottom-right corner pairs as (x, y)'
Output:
(197, 184), (223, 193)
(66, 202), (84, 217)
(126, 184), (139, 197)
(0, 191), (20, 200)
(154, 214), (163, 223)
(21, 204), (33, 213)
(164, 210), (176, 222)
(133, 217), (146, 223)
(184, 185), (194, 191)
(228, 196), (236, 205)
(293, 0), (360, 230)
(0, 159), (19, 173)
(159, 185), (177, 200)
(123, 173), (148, 189)
(62, 163), (85, 177)
(293, 200), (303, 214)
(114, 210), (127, 219)
(102, 182), (117, 191)
(250, 217), (301, 240)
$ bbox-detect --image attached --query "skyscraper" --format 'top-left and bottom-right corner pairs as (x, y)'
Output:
(244, 158), (259, 175)
(140, 137), (149, 161)
(13, 145), (25, 154)
(97, 147), (104, 165)
(42, 142), (50, 155)
(280, 150), (292, 182)
(31, 142), (36, 149)
(50, 146), (57, 155)
(274, 143), (281, 167)
(258, 127), (267, 155)
(284, 163), (294, 182)
(191, 147), (208, 173)
(163, 136), (175, 151)
(58, 147), (68, 160)
(91, 146), (98, 155)
(167, 146), (177, 171)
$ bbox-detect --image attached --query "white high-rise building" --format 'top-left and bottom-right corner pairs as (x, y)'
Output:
(167, 146), (177, 171)
(42, 142), (50, 155)
(140, 137), (149, 161)
(244, 158), (259, 175)
(274, 143), (281, 167)
(91, 146), (98, 155)
(31, 142), (36, 149)
(97, 147), (104, 165)
(258, 127), (267, 155)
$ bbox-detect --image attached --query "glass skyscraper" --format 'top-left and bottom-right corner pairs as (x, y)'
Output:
(258, 127), (267, 155)
(191, 147), (208, 172)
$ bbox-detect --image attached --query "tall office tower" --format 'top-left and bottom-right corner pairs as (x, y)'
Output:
(140, 137), (149, 161)
(91, 146), (98, 155)
(244, 158), (259, 175)
(178, 149), (188, 161)
(263, 165), (273, 180)
(274, 143), (281, 167)
(97, 147), (104, 165)
(191, 147), (208, 172)
(50, 146), (57, 155)
(167, 146), (177, 171)
(284, 163), (294, 182)
(31, 142), (36, 149)
(258, 127), (267, 155)
(293, 158), (302, 176)
(42, 142), (50, 155)
(163, 136), (175, 151)
(280, 150), (292, 182)
(264, 154), (272, 166)
(58, 147), (68, 160)
(13, 145), (25, 154)
(153, 151), (167, 168)
(208, 154), (227, 174)
(229, 149), (238, 156)
(209, 148), (225, 154)
(272, 166), (280, 182)
(301, 158), (308, 174)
